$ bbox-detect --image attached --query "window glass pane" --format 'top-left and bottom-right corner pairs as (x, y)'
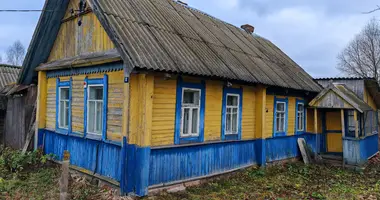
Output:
(182, 108), (190, 135)
(226, 112), (231, 132)
(60, 88), (69, 100)
(89, 86), (103, 100)
(297, 104), (304, 112)
(227, 95), (238, 106)
(232, 112), (238, 133)
(65, 102), (69, 127)
(191, 108), (198, 133)
(59, 101), (65, 127)
(88, 101), (96, 133)
(277, 102), (285, 112)
(96, 101), (103, 134)
(183, 90), (200, 105)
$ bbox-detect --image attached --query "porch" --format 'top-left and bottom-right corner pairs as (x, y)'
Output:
(309, 83), (379, 166)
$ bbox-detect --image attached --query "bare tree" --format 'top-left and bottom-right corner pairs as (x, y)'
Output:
(6, 40), (25, 66)
(0, 54), (2, 64)
(337, 18), (380, 82)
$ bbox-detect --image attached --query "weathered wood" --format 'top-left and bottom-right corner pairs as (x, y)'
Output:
(36, 49), (121, 71)
(22, 102), (37, 154)
(354, 110), (359, 138)
(298, 138), (311, 164)
(60, 151), (71, 200)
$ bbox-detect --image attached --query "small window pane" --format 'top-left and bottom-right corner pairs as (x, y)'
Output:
(191, 108), (198, 133)
(226, 113), (231, 132)
(60, 88), (69, 100)
(96, 101), (103, 133)
(182, 108), (190, 135)
(183, 90), (200, 105)
(89, 86), (103, 100)
(59, 102), (65, 127)
(277, 102), (285, 112)
(88, 101), (96, 133)
(297, 104), (304, 112)
(227, 95), (238, 106)
(232, 112), (238, 133)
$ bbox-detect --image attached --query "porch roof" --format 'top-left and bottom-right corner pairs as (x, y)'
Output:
(309, 83), (373, 113)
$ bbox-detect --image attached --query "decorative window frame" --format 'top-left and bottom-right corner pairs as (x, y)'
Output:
(174, 77), (205, 145)
(221, 87), (243, 141)
(84, 75), (108, 141)
(56, 78), (72, 135)
(295, 99), (306, 135)
(273, 97), (288, 137)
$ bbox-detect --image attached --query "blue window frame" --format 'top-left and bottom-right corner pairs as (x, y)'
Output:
(273, 97), (288, 137)
(84, 75), (108, 141)
(221, 87), (243, 140)
(174, 77), (205, 145)
(295, 99), (306, 135)
(56, 78), (72, 135)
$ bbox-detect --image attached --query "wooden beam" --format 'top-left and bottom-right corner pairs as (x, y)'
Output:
(354, 110), (359, 138)
(314, 108), (318, 134)
(34, 71), (47, 150)
(341, 109), (345, 138)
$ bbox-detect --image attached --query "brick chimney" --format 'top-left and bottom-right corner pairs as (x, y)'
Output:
(241, 24), (255, 34)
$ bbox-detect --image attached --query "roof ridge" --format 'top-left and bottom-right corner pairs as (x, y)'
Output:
(0, 64), (22, 69)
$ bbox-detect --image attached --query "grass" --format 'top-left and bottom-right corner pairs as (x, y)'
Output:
(2, 146), (380, 200)
(147, 162), (380, 200)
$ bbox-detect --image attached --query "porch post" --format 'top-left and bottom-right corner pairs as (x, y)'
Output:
(314, 108), (319, 154)
(314, 108), (318, 134)
(341, 109), (345, 138)
(354, 110), (359, 138)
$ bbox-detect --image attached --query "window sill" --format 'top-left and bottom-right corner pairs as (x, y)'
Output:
(224, 134), (239, 141)
(179, 136), (202, 144)
(86, 133), (102, 141)
(56, 128), (69, 135)
(273, 132), (286, 137)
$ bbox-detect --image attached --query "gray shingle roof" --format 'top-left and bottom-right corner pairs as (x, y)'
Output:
(90, 0), (322, 92)
(0, 65), (21, 89)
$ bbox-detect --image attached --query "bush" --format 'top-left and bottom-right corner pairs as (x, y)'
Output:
(0, 146), (55, 175)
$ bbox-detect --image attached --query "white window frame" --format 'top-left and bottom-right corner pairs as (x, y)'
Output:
(275, 102), (286, 133)
(180, 87), (201, 138)
(225, 93), (240, 135)
(86, 84), (104, 136)
(296, 103), (305, 132)
(58, 86), (70, 129)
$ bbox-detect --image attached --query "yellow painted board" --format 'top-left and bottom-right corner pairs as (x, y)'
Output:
(327, 133), (343, 153)
(326, 111), (342, 131)
(242, 86), (256, 140)
(204, 80), (223, 141)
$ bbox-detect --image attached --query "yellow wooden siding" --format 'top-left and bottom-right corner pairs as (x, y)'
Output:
(306, 108), (314, 133)
(204, 80), (223, 141)
(287, 97), (296, 136)
(46, 78), (56, 130)
(151, 76), (177, 146)
(364, 87), (377, 110)
(242, 86), (256, 139)
(326, 111), (342, 131)
(48, 7), (115, 62)
(44, 71), (124, 141)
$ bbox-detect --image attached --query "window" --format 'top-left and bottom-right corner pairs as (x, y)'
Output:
(181, 88), (201, 137)
(296, 101), (305, 133)
(222, 88), (242, 140)
(273, 97), (288, 137)
(87, 85), (104, 135)
(225, 94), (239, 135)
(174, 78), (205, 144)
(56, 78), (72, 134)
(84, 75), (108, 140)
(347, 110), (356, 137)
(59, 87), (70, 129)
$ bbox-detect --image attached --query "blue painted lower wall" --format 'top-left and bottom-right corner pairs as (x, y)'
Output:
(41, 129), (323, 196)
(266, 133), (319, 162)
(149, 140), (258, 186)
(42, 129), (122, 181)
(343, 134), (379, 165)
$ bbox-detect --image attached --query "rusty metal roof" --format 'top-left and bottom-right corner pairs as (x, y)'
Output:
(90, 0), (321, 92)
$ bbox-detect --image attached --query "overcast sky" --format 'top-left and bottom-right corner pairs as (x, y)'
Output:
(0, 0), (379, 78)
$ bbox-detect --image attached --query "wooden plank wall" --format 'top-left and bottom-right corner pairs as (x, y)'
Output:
(47, 0), (115, 62)
(364, 87), (377, 110)
(45, 71), (124, 141)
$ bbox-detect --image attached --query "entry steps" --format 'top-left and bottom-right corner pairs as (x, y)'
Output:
(320, 154), (365, 171)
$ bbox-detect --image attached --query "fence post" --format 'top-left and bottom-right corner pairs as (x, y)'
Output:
(60, 150), (70, 200)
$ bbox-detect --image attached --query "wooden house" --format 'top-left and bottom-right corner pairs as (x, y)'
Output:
(19, 0), (379, 196)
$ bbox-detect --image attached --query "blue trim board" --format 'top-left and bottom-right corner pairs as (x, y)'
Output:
(295, 99), (306, 135)
(273, 97), (288, 137)
(84, 77), (88, 136)
(221, 87), (243, 141)
(46, 62), (124, 78)
(55, 78), (72, 135)
(174, 77), (205, 145)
